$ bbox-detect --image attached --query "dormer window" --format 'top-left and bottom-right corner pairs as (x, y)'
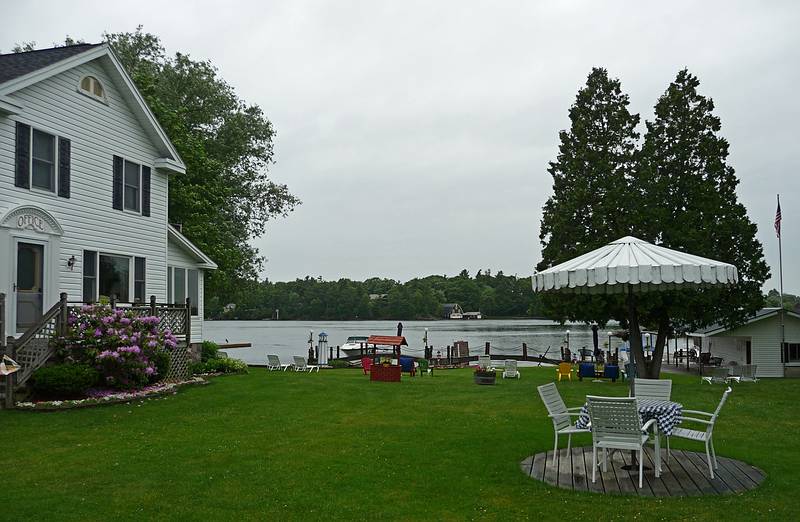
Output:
(78, 75), (106, 102)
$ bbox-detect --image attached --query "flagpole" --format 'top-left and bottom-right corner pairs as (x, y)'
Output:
(778, 194), (785, 363)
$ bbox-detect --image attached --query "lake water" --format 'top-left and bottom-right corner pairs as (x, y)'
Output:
(204, 319), (619, 365)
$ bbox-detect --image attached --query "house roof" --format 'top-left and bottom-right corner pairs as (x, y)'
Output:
(0, 44), (102, 84)
(168, 225), (218, 270)
(695, 307), (800, 336)
(366, 336), (408, 347)
(0, 43), (184, 173)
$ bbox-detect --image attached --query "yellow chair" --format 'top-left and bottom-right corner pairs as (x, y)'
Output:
(556, 362), (573, 381)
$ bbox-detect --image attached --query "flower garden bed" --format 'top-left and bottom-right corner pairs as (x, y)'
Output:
(15, 377), (208, 411)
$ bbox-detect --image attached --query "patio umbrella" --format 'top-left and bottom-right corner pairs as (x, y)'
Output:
(533, 236), (738, 390)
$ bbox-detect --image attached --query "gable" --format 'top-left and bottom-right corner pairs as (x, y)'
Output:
(0, 44), (184, 173)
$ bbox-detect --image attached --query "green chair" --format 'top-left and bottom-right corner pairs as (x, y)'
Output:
(418, 359), (432, 376)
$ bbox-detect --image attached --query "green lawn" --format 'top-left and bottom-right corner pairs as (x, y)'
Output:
(2, 367), (798, 521)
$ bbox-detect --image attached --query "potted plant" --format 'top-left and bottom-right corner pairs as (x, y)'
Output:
(474, 367), (496, 385)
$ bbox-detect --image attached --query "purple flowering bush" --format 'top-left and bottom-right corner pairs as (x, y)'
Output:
(62, 305), (178, 390)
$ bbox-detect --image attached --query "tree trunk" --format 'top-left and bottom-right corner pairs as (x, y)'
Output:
(627, 288), (647, 395)
(643, 317), (670, 378)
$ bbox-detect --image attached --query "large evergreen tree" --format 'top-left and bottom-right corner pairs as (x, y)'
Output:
(537, 68), (640, 327)
(632, 69), (769, 375)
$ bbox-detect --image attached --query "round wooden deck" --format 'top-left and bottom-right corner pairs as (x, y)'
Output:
(520, 446), (764, 496)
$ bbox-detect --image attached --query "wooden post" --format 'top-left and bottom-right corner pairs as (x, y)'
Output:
(485, 342), (490, 356)
(522, 342), (528, 360)
(58, 292), (68, 337)
(185, 297), (192, 347)
(447, 345), (451, 365)
(0, 293), (5, 354)
(336, 345), (340, 359)
(329, 346), (333, 360)
(149, 295), (157, 316)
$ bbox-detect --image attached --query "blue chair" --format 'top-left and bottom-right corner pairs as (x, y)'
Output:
(578, 362), (595, 380)
(603, 365), (620, 382)
(399, 356), (416, 375)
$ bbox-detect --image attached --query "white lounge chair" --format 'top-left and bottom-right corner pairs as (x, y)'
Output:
(267, 354), (292, 371)
(739, 364), (759, 382)
(701, 367), (734, 385)
(587, 395), (661, 488)
(293, 356), (320, 373)
(502, 359), (520, 379)
(537, 383), (590, 464)
(669, 387), (732, 479)
(632, 378), (672, 400)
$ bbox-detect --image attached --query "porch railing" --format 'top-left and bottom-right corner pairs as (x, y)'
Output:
(1, 293), (191, 408)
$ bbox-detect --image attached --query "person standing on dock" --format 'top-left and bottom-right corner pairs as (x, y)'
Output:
(397, 322), (403, 337)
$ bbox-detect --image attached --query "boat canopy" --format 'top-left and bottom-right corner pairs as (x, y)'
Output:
(366, 335), (408, 347)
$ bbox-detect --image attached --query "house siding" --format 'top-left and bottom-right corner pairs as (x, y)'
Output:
(0, 59), (169, 324)
(710, 314), (800, 378)
(167, 238), (205, 342)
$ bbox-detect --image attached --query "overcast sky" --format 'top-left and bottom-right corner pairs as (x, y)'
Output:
(4, 1), (799, 291)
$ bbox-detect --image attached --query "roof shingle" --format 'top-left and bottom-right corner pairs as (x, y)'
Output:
(0, 43), (101, 85)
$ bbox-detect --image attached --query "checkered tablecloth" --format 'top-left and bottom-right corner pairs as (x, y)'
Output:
(575, 398), (683, 436)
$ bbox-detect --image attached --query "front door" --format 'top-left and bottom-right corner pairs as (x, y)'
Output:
(15, 242), (45, 332)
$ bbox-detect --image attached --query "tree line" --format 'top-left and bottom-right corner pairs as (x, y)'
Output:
(207, 270), (544, 320)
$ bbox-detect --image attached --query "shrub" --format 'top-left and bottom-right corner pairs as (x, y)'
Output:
(192, 357), (249, 375)
(200, 340), (220, 362)
(31, 364), (99, 399)
(328, 359), (350, 369)
(62, 305), (179, 390)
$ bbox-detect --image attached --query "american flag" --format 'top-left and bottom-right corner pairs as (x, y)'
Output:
(775, 198), (782, 238)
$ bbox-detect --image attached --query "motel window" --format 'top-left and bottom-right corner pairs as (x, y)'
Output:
(134, 257), (146, 303)
(83, 250), (97, 302)
(32, 129), (56, 191)
(123, 160), (141, 212)
(99, 254), (130, 302)
(784, 343), (800, 363)
(168, 266), (199, 316)
(173, 268), (186, 305)
(79, 75), (106, 101)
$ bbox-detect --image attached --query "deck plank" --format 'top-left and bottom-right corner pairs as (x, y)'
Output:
(570, 446), (589, 492)
(646, 448), (686, 497)
(641, 447), (670, 497)
(557, 448), (572, 489)
(531, 452), (547, 481)
(682, 451), (730, 494)
(543, 450), (558, 486)
(521, 447), (763, 497)
(620, 450), (653, 496)
(671, 450), (718, 495)
(582, 447), (606, 494)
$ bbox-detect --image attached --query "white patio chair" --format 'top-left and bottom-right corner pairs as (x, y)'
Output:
(537, 383), (590, 464)
(502, 359), (520, 379)
(477, 355), (491, 370)
(587, 395), (661, 488)
(293, 356), (320, 373)
(267, 354), (292, 371)
(669, 387), (732, 479)
(701, 367), (733, 385)
(632, 378), (672, 400)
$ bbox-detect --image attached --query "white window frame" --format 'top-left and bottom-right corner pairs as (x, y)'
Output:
(168, 265), (199, 316)
(122, 159), (142, 213)
(77, 75), (108, 103)
(29, 127), (57, 194)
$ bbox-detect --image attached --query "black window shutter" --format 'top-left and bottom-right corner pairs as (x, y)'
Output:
(58, 137), (71, 198)
(141, 166), (151, 217)
(15, 122), (30, 189)
(112, 155), (123, 210)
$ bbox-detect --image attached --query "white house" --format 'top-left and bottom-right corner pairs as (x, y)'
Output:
(694, 308), (800, 378)
(0, 43), (216, 343)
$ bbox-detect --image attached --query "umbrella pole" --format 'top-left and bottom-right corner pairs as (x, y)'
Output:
(627, 284), (642, 397)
